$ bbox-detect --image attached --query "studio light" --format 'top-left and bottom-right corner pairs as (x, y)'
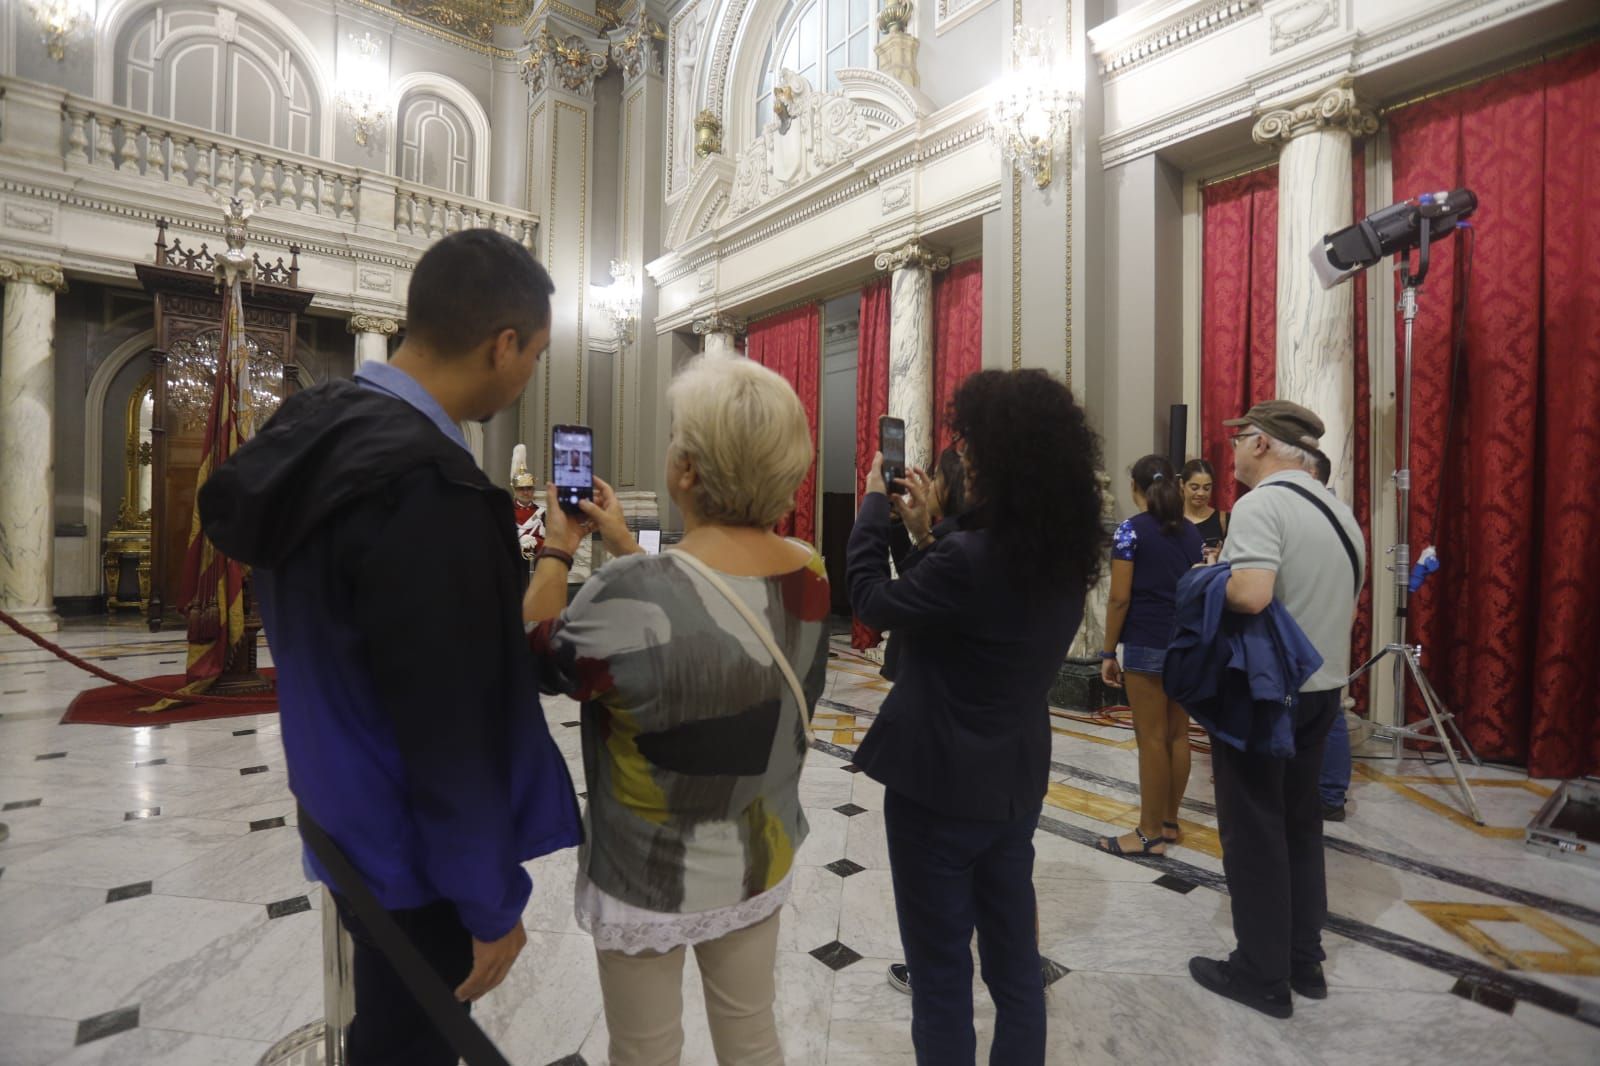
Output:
(1311, 188), (1477, 289)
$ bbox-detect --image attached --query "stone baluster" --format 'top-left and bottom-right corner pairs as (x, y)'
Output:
(237, 153), (258, 198)
(426, 198), (444, 239)
(0, 259), (70, 633)
(318, 170), (338, 216)
(169, 134), (189, 186)
(519, 220), (536, 252)
(216, 148), (237, 193)
(874, 240), (951, 472)
(64, 109), (89, 164)
(258, 156), (279, 206)
(1252, 84), (1378, 503)
(338, 178), (356, 221)
(116, 121), (139, 171)
(348, 314), (401, 373)
(193, 140), (213, 187)
(93, 115), (115, 168)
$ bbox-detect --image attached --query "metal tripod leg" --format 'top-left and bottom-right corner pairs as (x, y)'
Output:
(1400, 647), (1485, 825)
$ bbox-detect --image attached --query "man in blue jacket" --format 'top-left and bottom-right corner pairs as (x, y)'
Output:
(1188, 401), (1364, 1020)
(200, 230), (582, 1065)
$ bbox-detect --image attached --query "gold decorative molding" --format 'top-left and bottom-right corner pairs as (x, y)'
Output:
(1010, 169), (1022, 370)
(1252, 84), (1378, 146)
(343, 0), (518, 57)
(523, 25), (610, 99)
(521, 0), (612, 36)
(347, 314), (400, 335)
(607, 10), (665, 84)
(694, 110), (723, 159)
(873, 239), (950, 273)
(0, 258), (68, 292)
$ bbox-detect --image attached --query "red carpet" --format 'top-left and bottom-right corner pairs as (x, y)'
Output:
(63, 670), (278, 726)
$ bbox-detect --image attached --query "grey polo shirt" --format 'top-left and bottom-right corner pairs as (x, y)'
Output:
(1220, 469), (1365, 693)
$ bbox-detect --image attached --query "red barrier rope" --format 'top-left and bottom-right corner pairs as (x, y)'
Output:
(0, 608), (275, 706)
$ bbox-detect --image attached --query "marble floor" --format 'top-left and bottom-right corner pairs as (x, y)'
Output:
(1, 619), (1598, 1065)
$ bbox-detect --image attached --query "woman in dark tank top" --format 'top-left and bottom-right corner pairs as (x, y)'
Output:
(1183, 459), (1229, 551)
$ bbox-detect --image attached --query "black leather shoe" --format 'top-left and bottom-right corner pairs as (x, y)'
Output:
(1188, 957), (1293, 1019)
(1292, 963), (1328, 999)
(1322, 804), (1346, 822)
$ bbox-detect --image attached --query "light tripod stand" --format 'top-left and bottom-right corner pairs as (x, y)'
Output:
(1345, 218), (1485, 825)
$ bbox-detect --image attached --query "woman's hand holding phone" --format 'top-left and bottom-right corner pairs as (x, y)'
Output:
(893, 468), (935, 544)
(579, 476), (641, 557)
(542, 484), (588, 555)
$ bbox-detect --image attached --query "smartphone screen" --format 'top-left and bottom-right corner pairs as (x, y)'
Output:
(879, 416), (907, 494)
(551, 424), (594, 513)
(637, 529), (662, 554)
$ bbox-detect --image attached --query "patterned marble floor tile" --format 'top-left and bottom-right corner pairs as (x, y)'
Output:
(0, 879), (108, 958)
(154, 823), (315, 905)
(45, 1027), (273, 1066)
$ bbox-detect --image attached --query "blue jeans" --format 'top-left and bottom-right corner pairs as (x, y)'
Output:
(1318, 702), (1351, 808)
(883, 789), (1045, 1066)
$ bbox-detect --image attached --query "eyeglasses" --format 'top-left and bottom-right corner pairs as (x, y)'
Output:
(1229, 432), (1261, 447)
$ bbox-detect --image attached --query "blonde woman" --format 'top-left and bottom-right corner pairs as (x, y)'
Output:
(524, 356), (829, 1066)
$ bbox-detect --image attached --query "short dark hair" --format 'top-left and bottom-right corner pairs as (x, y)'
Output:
(1310, 449), (1331, 485)
(1181, 458), (1215, 483)
(405, 230), (555, 358)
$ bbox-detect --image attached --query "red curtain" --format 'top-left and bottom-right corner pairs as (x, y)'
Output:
(1200, 167), (1279, 511)
(1388, 41), (1600, 778)
(1348, 149), (1376, 716)
(746, 304), (822, 544)
(852, 279), (892, 650)
(932, 259), (984, 457)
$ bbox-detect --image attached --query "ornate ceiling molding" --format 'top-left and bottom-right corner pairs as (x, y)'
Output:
(1092, 1), (1261, 78)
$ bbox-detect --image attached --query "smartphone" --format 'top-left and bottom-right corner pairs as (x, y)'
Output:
(551, 424), (594, 514)
(879, 415), (907, 494)
(637, 529), (662, 555)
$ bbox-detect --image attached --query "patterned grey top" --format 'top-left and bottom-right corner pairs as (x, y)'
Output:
(530, 548), (830, 913)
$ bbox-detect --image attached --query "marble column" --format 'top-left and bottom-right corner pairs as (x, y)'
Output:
(692, 314), (742, 360)
(1253, 84), (1377, 503)
(347, 313), (399, 373)
(875, 241), (950, 471)
(0, 259), (68, 633)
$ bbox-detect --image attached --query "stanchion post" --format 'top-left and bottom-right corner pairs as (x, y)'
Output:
(322, 885), (354, 1064)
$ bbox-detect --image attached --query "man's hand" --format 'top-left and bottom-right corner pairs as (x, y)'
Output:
(893, 467), (935, 544)
(542, 484), (591, 555)
(579, 476), (640, 557)
(455, 922), (527, 1002)
(865, 452), (888, 497)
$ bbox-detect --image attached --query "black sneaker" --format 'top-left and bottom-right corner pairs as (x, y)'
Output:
(1188, 957), (1293, 1019)
(888, 962), (911, 995)
(1291, 963), (1328, 999)
(1321, 803), (1346, 822)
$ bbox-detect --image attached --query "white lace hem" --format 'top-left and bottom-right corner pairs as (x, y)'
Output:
(574, 868), (793, 956)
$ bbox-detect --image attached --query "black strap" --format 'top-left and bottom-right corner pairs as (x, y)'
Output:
(297, 805), (512, 1066)
(1263, 481), (1363, 598)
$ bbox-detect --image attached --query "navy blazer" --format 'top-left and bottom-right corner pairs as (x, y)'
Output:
(847, 493), (1085, 820)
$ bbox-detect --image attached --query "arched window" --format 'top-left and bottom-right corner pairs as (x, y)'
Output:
(114, 4), (321, 156)
(754, 0), (873, 132)
(396, 92), (474, 196)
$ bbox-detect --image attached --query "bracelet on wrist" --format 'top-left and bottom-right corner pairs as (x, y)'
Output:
(536, 547), (575, 569)
(1098, 650), (1118, 660)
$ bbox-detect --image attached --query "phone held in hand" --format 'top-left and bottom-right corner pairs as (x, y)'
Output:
(551, 424), (594, 514)
(879, 415), (906, 495)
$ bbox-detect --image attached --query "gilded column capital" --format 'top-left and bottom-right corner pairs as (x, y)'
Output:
(606, 10), (665, 86)
(691, 313), (744, 337)
(874, 240), (950, 274)
(0, 258), (68, 293)
(1252, 85), (1377, 146)
(347, 314), (400, 336)
(522, 22), (610, 99)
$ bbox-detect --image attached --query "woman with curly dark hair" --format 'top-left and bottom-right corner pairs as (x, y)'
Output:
(847, 369), (1106, 1066)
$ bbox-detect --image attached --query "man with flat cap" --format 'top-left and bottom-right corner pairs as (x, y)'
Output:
(1189, 400), (1365, 1019)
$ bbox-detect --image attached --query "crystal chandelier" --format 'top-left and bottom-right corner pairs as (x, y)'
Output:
(26, 0), (93, 61)
(167, 330), (285, 433)
(338, 33), (390, 147)
(591, 260), (642, 344)
(989, 23), (1081, 190)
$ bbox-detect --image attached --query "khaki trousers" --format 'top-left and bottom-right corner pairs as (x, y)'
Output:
(594, 911), (784, 1066)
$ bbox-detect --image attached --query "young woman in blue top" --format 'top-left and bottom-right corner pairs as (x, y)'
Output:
(1098, 454), (1204, 856)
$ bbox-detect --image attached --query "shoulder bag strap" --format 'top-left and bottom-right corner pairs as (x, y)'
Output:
(668, 549), (814, 742)
(297, 807), (512, 1066)
(1263, 481), (1362, 598)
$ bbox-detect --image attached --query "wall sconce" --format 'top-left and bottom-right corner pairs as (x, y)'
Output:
(337, 33), (390, 147)
(590, 261), (642, 344)
(989, 23), (1080, 190)
(27, 0), (94, 61)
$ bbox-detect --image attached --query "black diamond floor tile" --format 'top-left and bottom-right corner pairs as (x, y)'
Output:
(75, 1005), (139, 1045)
(250, 817), (287, 832)
(1451, 977), (1516, 1015)
(106, 881), (153, 904)
(841, 763), (864, 774)
(825, 858), (866, 878)
(267, 895), (313, 920)
(1040, 956), (1071, 987)
(2, 798), (42, 811)
(1153, 874), (1197, 894)
(133, 758), (167, 768)
(232, 728), (257, 737)
(833, 803), (867, 817)
(809, 940), (863, 971)
(562, 720), (581, 728)
(240, 765), (269, 775)
(123, 808), (161, 821)
(35, 752), (67, 761)
(545, 1056), (588, 1066)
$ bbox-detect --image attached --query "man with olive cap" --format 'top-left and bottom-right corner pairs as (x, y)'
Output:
(1189, 400), (1365, 1020)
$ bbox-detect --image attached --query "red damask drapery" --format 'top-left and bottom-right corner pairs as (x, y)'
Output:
(932, 259), (984, 457)
(746, 304), (822, 544)
(852, 279), (893, 650)
(1199, 168), (1279, 513)
(1348, 149), (1375, 716)
(1388, 42), (1600, 778)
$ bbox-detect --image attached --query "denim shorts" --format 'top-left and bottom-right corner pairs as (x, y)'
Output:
(1121, 644), (1167, 675)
